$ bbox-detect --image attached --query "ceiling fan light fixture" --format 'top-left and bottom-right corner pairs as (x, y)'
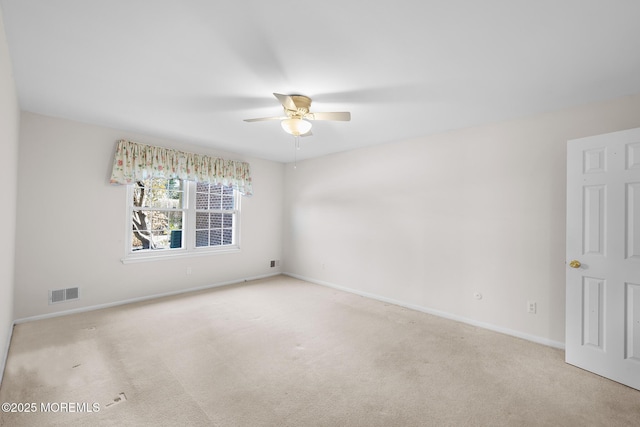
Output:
(281, 118), (312, 136)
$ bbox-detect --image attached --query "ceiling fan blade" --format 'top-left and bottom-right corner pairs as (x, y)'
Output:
(273, 93), (297, 111)
(306, 111), (351, 121)
(243, 116), (286, 122)
(301, 131), (313, 137)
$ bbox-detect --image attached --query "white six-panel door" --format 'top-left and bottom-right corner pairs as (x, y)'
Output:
(566, 127), (640, 390)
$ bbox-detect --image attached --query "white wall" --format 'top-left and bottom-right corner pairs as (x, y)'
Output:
(283, 94), (640, 347)
(13, 112), (284, 319)
(0, 5), (19, 383)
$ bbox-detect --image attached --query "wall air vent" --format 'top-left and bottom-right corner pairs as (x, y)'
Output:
(49, 287), (79, 304)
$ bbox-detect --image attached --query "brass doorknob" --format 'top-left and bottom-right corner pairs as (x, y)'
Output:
(569, 260), (581, 269)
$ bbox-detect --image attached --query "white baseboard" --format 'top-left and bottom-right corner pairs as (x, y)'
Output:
(14, 272), (281, 325)
(1, 321), (15, 387)
(285, 272), (565, 350)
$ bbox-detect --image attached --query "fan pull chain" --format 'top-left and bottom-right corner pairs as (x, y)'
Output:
(293, 135), (300, 169)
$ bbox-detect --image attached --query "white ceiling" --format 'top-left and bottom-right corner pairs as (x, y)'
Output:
(2, 1), (640, 163)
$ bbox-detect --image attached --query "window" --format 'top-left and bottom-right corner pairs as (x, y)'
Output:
(126, 178), (240, 261)
(195, 182), (236, 247)
(132, 178), (185, 251)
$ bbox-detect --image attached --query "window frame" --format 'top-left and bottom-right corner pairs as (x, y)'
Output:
(122, 179), (241, 263)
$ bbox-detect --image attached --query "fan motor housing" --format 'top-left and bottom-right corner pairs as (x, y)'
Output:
(290, 95), (311, 111)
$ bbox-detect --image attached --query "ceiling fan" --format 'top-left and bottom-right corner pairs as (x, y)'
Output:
(244, 93), (351, 136)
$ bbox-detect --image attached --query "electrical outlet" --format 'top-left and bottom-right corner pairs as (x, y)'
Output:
(527, 301), (537, 314)
(270, 260), (276, 268)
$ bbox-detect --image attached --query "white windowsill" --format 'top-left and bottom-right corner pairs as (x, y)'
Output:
(121, 246), (240, 264)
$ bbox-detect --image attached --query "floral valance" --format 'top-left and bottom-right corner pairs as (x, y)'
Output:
(110, 139), (253, 196)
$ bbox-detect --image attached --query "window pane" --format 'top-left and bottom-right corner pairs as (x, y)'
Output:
(134, 179), (184, 209)
(131, 209), (183, 251)
(131, 229), (152, 251)
(222, 195), (234, 209)
(167, 210), (183, 230)
(211, 213), (222, 228)
(209, 193), (222, 209)
(195, 230), (209, 247)
(166, 178), (182, 200)
(196, 212), (209, 229)
(196, 192), (208, 209)
(223, 213), (233, 227)
(169, 229), (182, 248)
(151, 231), (170, 249)
(223, 229), (233, 245)
(210, 229), (222, 246)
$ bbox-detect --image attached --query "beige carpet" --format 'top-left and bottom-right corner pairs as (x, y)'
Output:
(0, 275), (638, 426)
